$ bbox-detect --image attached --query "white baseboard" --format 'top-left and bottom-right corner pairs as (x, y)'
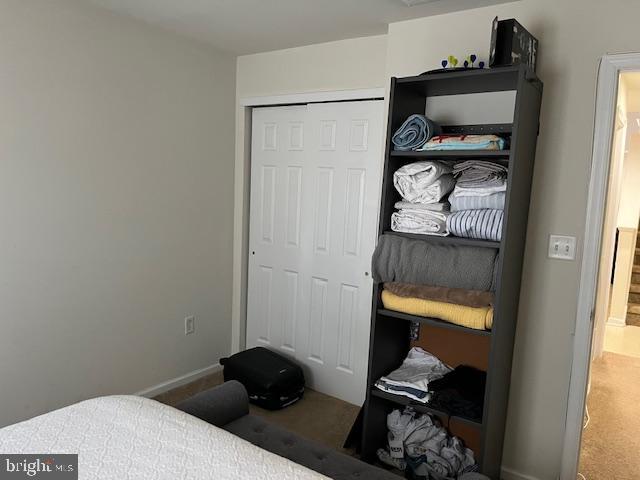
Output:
(135, 363), (222, 398)
(607, 315), (626, 327)
(501, 466), (541, 480)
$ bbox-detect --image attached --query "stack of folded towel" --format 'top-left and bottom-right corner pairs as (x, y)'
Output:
(391, 161), (455, 236)
(372, 234), (499, 292)
(419, 134), (506, 151)
(381, 282), (494, 331)
(392, 114), (441, 151)
(446, 161), (508, 242)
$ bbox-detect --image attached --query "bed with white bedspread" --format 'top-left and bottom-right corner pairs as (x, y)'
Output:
(0, 395), (327, 480)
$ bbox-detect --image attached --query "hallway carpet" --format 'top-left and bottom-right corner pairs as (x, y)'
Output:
(578, 352), (640, 479)
(154, 371), (361, 454)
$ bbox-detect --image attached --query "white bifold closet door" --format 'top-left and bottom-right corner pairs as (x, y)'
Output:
(247, 100), (383, 405)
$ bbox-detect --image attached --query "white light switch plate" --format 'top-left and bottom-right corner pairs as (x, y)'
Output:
(548, 235), (576, 260)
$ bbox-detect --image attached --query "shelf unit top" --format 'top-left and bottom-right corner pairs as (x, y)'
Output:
(394, 64), (541, 97)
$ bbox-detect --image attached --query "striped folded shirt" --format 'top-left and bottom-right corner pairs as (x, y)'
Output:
(447, 209), (504, 242)
(449, 192), (505, 211)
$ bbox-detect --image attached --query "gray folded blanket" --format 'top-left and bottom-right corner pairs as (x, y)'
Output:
(371, 233), (498, 291)
(392, 114), (441, 151)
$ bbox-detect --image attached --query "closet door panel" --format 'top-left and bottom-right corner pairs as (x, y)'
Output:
(247, 101), (383, 405)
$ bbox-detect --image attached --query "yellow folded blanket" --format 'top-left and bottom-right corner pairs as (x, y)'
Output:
(381, 289), (493, 330)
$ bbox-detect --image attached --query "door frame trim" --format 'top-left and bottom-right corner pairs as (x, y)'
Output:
(232, 88), (386, 356)
(560, 52), (640, 480)
(239, 88), (385, 107)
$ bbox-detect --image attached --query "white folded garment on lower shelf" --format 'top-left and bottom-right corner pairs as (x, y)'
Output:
(375, 347), (452, 402)
(394, 200), (450, 212)
(393, 161), (455, 203)
(391, 209), (450, 236)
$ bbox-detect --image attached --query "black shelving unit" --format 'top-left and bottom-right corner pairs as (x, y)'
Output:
(360, 65), (543, 479)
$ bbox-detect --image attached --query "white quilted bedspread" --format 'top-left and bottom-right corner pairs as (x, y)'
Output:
(0, 395), (328, 480)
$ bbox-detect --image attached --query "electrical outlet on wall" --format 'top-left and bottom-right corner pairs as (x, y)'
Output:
(184, 316), (195, 335)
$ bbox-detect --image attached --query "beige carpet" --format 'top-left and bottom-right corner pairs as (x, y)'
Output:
(154, 372), (360, 453)
(578, 352), (640, 480)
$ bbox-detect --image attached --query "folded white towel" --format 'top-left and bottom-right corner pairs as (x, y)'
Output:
(391, 209), (450, 236)
(394, 161), (454, 203)
(394, 200), (450, 212)
(396, 174), (455, 204)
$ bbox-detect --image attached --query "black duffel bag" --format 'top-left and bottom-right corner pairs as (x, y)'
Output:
(220, 347), (305, 410)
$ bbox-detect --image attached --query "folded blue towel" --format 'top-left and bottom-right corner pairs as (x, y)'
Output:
(392, 114), (440, 151)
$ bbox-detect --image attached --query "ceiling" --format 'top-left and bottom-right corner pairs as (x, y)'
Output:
(87, 0), (513, 55)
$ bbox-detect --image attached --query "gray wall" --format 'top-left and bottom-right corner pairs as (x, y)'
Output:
(0, 0), (236, 427)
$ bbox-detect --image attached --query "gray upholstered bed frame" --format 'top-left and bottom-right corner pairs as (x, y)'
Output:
(175, 381), (489, 480)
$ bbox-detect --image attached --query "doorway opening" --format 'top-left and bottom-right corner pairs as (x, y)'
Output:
(577, 71), (640, 479)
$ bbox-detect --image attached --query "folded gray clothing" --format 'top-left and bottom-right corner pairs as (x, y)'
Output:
(447, 209), (504, 242)
(395, 200), (450, 212)
(372, 233), (498, 291)
(449, 192), (505, 212)
(392, 114), (441, 151)
(453, 160), (508, 195)
(453, 160), (507, 177)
